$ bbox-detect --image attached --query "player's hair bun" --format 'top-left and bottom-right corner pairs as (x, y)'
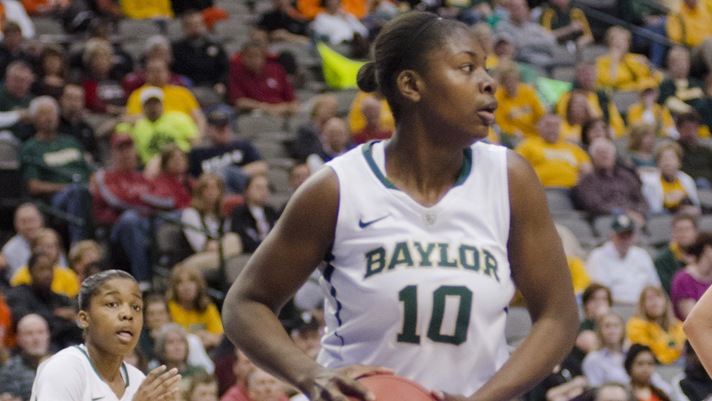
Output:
(357, 61), (378, 93)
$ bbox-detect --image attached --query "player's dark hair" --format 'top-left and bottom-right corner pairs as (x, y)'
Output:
(357, 11), (469, 121)
(79, 269), (137, 311)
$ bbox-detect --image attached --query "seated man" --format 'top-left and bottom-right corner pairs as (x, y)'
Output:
(586, 214), (661, 305)
(227, 41), (299, 117)
(574, 137), (648, 225)
(188, 107), (268, 194)
(0, 203), (46, 282)
(0, 314), (52, 401)
(92, 133), (175, 289)
(171, 10), (229, 94)
(515, 113), (592, 190)
(119, 87), (199, 167)
(19, 96), (92, 245)
(126, 57), (206, 134)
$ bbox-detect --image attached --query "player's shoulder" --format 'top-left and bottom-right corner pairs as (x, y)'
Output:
(37, 346), (88, 376)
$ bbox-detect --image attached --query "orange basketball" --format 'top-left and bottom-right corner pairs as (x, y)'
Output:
(353, 375), (436, 401)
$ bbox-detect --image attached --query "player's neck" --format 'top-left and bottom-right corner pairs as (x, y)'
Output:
(85, 342), (124, 383)
(385, 134), (465, 207)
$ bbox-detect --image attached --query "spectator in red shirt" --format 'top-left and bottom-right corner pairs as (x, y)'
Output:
(227, 41), (298, 117)
(91, 133), (176, 289)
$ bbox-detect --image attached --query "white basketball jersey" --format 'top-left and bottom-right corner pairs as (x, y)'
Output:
(32, 344), (145, 401)
(317, 140), (516, 395)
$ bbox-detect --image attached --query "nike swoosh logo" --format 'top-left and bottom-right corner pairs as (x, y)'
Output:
(359, 215), (389, 229)
(92, 397), (104, 401)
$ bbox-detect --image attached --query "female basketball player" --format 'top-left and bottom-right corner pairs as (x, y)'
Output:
(31, 270), (181, 401)
(222, 11), (578, 401)
(683, 286), (712, 376)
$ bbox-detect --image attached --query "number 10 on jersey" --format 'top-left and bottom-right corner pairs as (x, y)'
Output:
(398, 285), (473, 345)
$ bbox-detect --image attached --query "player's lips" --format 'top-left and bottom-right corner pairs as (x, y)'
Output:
(477, 101), (497, 125)
(116, 328), (134, 343)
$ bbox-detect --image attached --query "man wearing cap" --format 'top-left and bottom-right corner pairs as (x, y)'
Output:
(91, 132), (174, 288)
(19, 96), (92, 245)
(119, 86), (199, 166)
(188, 106), (268, 194)
(125, 57), (207, 134)
(586, 214), (661, 305)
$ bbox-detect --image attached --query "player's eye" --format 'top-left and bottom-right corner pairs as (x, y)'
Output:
(461, 64), (474, 72)
(132, 304), (143, 312)
(107, 301), (118, 308)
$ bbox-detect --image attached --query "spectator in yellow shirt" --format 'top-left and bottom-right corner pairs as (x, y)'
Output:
(494, 61), (546, 140)
(167, 263), (224, 350)
(666, 0), (712, 77)
(626, 285), (686, 365)
(557, 62), (626, 137)
(10, 228), (79, 298)
(515, 113), (592, 189)
(627, 79), (678, 138)
(596, 26), (663, 92)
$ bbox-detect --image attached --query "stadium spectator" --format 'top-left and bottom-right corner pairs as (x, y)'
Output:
(57, 83), (100, 165)
(657, 46), (705, 117)
(626, 80), (678, 139)
(627, 285), (685, 365)
(586, 214), (662, 304)
(230, 174), (278, 254)
(289, 92), (338, 161)
(655, 213), (699, 295)
(676, 112), (712, 189)
(670, 341), (712, 401)
(227, 41), (298, 117)
(305, 116), (353, 170)
(0, 313), (51, 401)
(665, 0), (712, 78)
(0, 21), (34, 79)
(120, 86), (199, 166)
(30, 44), (67, 99)
(5, 252), (82, 349)
(126, 57), (206, 134)
(624, 122), (657, 173)
(493, 61), (546, 140)
(595, 26), (663, 92)
(257, 0), (310, 45)
(0, 202), (45, 282)
(172, 10), (229, 94)
(538, 0), (593, 50)
(640, 141), (700, 216)
(310, 0), (369, 58)
(19, 96), (92, 245)
(80, 38), (126, 115)
(515, 113), (592, 190)
(0, 60), (35, 142)
(670, 231), (712, 320)
(66, 240), (101, 283)
(188, 106), (267, 194)
(219, 349), (255, 400)
(495, 0), (557, 71)
(122, 35), (190, 95)
(574, 137), (648, 224)
(556, 62), (626, 138)
(10, 227), (79, 298)
(351, 94), (393, 144)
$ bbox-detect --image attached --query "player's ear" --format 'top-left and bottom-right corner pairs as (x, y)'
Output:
(78, 310), (89, 329)
(396, 69), (422, 102)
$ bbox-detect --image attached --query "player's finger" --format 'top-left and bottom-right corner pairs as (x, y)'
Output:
(341, 365), (394, 380)
(143, 365), (167, 383)
(431, 390), (445, 401)
(333, 376), (375, 401)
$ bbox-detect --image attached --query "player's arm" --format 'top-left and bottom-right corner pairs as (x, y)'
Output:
(222, 167), (389, 401)
(683, 286), (712, 376)
(467, 151), (578, 401)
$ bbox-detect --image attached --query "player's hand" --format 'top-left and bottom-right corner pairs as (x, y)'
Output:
(132, 365), (181, 401)
(304, 365), (394, 401)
